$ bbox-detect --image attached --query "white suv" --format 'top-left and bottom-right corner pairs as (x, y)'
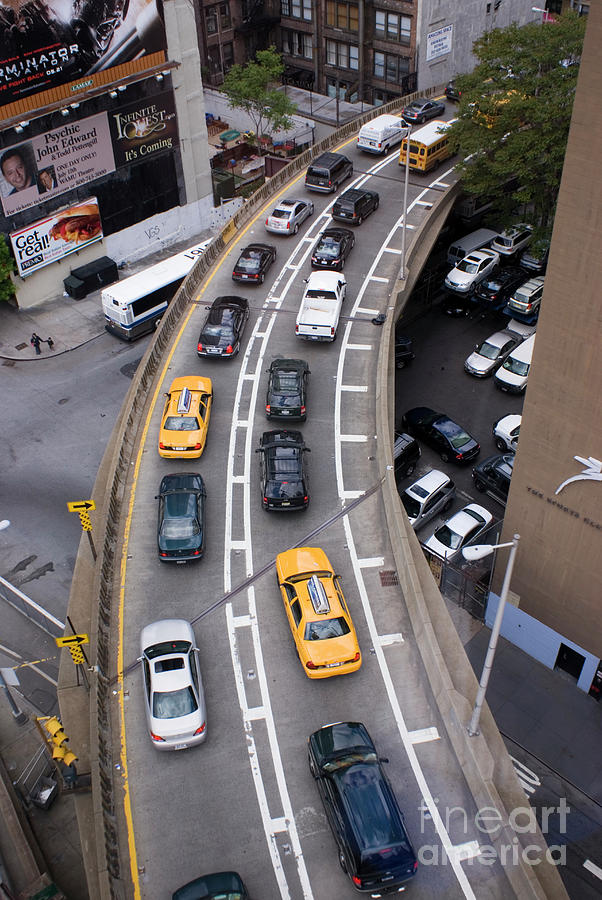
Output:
(507, 276), (545, 316)
(399, 469), (456, 530)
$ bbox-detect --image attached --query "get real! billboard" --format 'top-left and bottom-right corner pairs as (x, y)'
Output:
(10, 197), (103, 277)
(0, 0), (167, 106)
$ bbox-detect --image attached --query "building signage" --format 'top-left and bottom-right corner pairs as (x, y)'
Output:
(426, 24), (453, 62)
(526, 484), (601, 531)
(555, 455), (602, 495)
(0, 0), (167, 107)
(0, 114), (115, 217)
(10, 197), (103, 277)
(108, 92), (179, 166)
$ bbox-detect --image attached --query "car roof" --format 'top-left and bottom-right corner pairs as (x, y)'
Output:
(465, 249), (497, 263)
(406, 469), (450, 497)
(320, 227), (352, 239)
(261, 429), (304, 447)
(516, 276), (545, 290)
(496, 414), (522, 430)
(337, 188), (373, 201)
(445, 505), (490, 534)
(483, 330), (517, 347)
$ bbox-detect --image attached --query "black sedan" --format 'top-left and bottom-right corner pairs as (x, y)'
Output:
(232, 243), (276, 284)
(311, 227), (355, 271)
(401, 96), (446, 124)
(256, 430), (310, 510)
(266, 358), (310, 420)
(197, 296), (249, 358)
(401, 407), (480, 464)
(473, 266), (527, 309)
(172, 871), (249, 900)
(156, 473), (206, 562)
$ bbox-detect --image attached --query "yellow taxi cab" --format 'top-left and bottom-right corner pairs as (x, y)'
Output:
(275, 547), (361, 679)
(158, 376), (213, 459)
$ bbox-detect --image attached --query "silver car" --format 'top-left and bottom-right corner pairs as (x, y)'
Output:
(265, 198), (314, 235)
(400, 469), (456, 530)
(139, 619), (207, 751)
(464, 329), (521, 377)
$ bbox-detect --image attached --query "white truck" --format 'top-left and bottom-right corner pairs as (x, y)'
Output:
(295, 271), (347, 342)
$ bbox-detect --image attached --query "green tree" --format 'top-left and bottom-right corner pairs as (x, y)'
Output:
(448, 12), (586, 240)
(0, 234), (16, 303)
(222, 47), (297, 150)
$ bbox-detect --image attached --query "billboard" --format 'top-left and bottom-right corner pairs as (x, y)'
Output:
(10, 197), (103, 277)
(0, 92), (178, 217)
(0, 0), (167, 107)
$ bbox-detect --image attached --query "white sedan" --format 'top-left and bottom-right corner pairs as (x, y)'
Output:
(444, 249), (500, 294)
(493, 414), (521, 452)
(423, 503), (493, 562)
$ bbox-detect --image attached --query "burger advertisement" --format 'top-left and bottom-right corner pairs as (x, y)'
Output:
(10, 198), (103, 276)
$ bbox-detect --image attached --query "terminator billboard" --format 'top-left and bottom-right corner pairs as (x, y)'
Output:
(0, 0), (167, 106)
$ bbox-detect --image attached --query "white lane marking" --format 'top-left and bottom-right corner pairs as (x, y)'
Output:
(409, 727), (441, 744)
(584, 860), (602, 880)
(340, 434), (368, 442)
(369, 275), (390, 281)
(379, 633), (404, 646)
(231, 475), (246, 484)
(356, 306), (380, 315)
(0, 644), (58, 686)
(416, 200), (433, 208)
(341, 384), (368, 393)
(232, 614), (253, 626)
(451, 842), (481, 863)
(342, 490), (364, 499)
(247, 706), (267, 720)
(358, 556), (384, 567)
(384, 247), (402, 255)
(346, 343), (372, 350)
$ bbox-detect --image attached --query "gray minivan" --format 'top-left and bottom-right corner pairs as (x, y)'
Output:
(447, 228), (500, 267)
(305, 152), (353, 193)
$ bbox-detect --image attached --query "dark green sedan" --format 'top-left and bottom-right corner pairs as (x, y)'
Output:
(156, 473), (206, 562)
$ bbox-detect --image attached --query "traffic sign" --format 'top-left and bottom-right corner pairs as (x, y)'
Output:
(56, 634), (89, 648)
(67, 500), (96, 512)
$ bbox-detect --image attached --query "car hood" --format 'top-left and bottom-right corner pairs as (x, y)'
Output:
(465, 352), (495, 374)
(446, 270), (474, 288)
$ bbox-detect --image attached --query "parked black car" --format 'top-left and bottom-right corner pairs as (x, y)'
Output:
(395, 333), (415, 369)
(256, 430), (310, 510)
(472, 453), (514, 505)
(156, 473), (206, 562)
(311, 227), (355, 271)
(197, 296), (249, 358)
(308, 721), (418, 894)
(441, 291), (472, 317)
(473, 266), (526, 309)
(401, 406), (480, 464)
(445, 80), (461, 101)
(232, 243), (276, 284)
(401, 96), (445, 124)
(172, 871), (249, 900)
(393, 432), (421, 478)
(332, 188), (379, 226)
(265, 358), (310, 420)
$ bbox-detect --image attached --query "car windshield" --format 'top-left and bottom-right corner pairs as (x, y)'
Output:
(316, 238), (339, 258)
(145, 641), (191, 659)
(304, 617), (350, 640)
(322, 750), (378, 772)
(308, 167), (329, 178)
(433, 525), (463, 550)
(271, 208), (291, 219)
(237, 253), (261, 271)
(401, 493), (421, 518)
(477, 341), (500, 360)
(457, 259), (479, 274)
(513, 289), (531, 304)
(335, 201), (354, 212)
(161, 518), (199, 538)
(504, 358), (530, 376)
(163, 416), (199, 431)
(498, 235), (515, 248)
(482, 277), (502, 290)
(305, 289), (337, 300)
(152, 686), (197, 718)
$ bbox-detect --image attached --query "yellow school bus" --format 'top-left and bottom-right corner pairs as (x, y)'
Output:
(399, 118), (457, 173)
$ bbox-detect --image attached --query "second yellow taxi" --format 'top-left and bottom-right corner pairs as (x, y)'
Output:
(158, 376), (213, 459)
(275, 547), (361, 678)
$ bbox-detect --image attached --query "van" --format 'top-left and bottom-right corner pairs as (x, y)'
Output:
(447, 228), (499, 267)
(357, 114), (405, 155)
(305, 152), (353, 193)
(494, 333), (535, 393)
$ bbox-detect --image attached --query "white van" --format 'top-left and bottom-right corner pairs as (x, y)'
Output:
(494, 333), (536, 393)
(447, 228), (500, 267)
(357, 115), (405, 155)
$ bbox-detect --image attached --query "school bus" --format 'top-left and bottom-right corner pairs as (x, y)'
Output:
(399, 118), (457, 173)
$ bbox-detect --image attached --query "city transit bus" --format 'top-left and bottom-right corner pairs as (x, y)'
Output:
(399, 119), (457, 173)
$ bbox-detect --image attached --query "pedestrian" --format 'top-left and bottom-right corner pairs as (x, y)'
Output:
(30, 332), (42, 354)
(46, 337), (54, 350)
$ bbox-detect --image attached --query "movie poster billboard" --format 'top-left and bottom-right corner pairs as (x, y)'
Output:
(0, 0), (167, 107)
(108, 91), (179, 166)
(0, 113), (115, 216)
(10, 197), (103, 277)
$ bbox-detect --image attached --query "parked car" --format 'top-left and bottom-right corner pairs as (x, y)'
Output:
(172, 871), (249, 900)
(311, 227), (355, 271)
(444, 249), (500, 293)
(423, 503), (493, 561)
(493, 413), (521, 451)
(275, 547), (361, 678)
(395, 333), (415, 369)
(139, 619), (206, 751)
(494, 333), (535, 393)
(445, 80), (461, 101)
(158, 377), (213, 459)
(491, 224), (533, 257)
(264, 198), (314, 235)
(464, 328), (522, 377)
(265, 358), (310, 420)
(308, 721), (418, 893)
(472, 453), (514, 505)
(401, 407), (480, 463)
(393, 431), (421, 478)
(331, 187), (379, 226)
(401, 96), (446, 124)
(256, 430), (310, 511)
(232, 243), (276, 284)
(506, 276), (545, 317)
(441, 291), (472, 317)
(473, 266), (527, 307)
(197, 296), (249, 358)
(400, 469), (456, 530)
(520, 240), (550, 273)
(305, 151), (353, 193)
(156, 473), (206, 562)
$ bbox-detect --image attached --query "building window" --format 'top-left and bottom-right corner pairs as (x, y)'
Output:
(373, 51), (409, 83)
(206, 2), (231, 34)
(282, 29), (313, 58)
(222, 42), (234, 71)
(282, 0), (311, 19)
(374, 10), (411, 44)
(326, 39), (358, 70)
(326, 1), (358, 31)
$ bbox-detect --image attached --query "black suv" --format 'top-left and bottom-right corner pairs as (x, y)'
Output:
(308, 721), (418, 894)
(265, 358), (310, 420)
(393, 432), (420, 478)
(256, 430), (310, 510)
(305, 152), (353, 193)
(472, 453), (514, 505)
(332, 188), (379, 226)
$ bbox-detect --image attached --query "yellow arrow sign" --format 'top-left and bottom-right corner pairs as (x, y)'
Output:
(56, 634), (89, 647)
(67, 500), (96, 512)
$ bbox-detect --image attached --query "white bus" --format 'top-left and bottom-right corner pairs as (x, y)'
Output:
(102, 239), (212, 340)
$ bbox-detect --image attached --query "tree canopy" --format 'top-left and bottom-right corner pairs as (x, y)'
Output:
(448, 12), (587, 240)
(0, 235), (16, 304)
(222, 47), (297, 147)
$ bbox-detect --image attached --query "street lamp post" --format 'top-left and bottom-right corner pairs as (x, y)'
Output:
(462, 533), (520, 737)
(399, 125), (411, 280)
